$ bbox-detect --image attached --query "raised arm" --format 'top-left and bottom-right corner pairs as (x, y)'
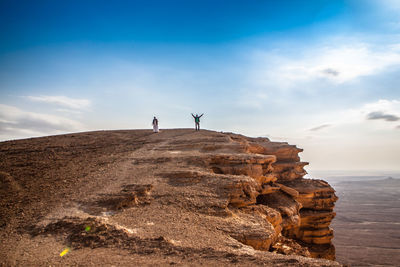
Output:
(191, 113), (195, 118)
(199, 113), (204, 118)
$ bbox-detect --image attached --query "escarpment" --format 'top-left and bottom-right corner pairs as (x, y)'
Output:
(205, 133), (338, 259)
(137, 131), (338, 260)
(0, 129), (339, 266)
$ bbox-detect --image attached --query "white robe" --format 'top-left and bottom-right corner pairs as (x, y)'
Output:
(153, 124), (159, 133)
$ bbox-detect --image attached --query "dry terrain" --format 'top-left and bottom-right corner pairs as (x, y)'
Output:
(0, 129), (341, 266)
(330, 177), (400, 267)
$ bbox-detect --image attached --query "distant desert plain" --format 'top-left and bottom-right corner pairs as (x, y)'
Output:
(326, 176), (400, 267)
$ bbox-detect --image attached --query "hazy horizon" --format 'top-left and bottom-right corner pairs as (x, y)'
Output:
(1, 0), (400, 171)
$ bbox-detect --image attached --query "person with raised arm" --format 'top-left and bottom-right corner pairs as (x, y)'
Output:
(191, 113), (203, 131)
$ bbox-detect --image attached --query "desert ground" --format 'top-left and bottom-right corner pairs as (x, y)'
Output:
(0, 129), (342, 266)
(327, 177), (400, 267)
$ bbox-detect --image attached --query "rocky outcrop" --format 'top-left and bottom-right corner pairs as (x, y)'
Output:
(205, 133), (338, 260)
(132, 132), (338, 260)
(282, 179), (338, 260)
(0, 129), (339, 266)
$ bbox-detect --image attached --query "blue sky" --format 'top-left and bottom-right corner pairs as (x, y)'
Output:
(1, 0), (400, 171)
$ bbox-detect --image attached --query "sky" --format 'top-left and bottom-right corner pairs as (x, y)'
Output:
(1, 0), (400, 172)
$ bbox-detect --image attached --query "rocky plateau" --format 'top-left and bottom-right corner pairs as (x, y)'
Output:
(0, 129), (340, 266)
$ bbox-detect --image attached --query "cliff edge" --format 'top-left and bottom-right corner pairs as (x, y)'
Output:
(0, 129), (340, 266)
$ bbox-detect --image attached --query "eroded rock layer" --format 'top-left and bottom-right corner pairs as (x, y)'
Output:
(0, 129), (339, 266)
(149, 132), (338, 259)
(218, 133), (338, 260)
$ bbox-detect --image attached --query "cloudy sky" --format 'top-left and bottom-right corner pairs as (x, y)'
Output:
(1, 0), (400, 172)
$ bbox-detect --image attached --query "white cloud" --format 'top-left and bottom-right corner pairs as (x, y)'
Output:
(358, 99), (400, 120)
(305, 99), (400, 134)
(25, 95), (91, 110)
(0, 104), (86, 140)
(56, 108), (83, 114)
(309, 124), (331, 132)
(253, 43), (400, 86)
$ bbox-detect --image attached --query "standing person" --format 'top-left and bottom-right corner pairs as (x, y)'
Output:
(152, 116), (159, 133)
(191, 113), (203, 131)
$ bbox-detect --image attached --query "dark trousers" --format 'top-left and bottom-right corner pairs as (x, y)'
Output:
(195, 122), (200, 131)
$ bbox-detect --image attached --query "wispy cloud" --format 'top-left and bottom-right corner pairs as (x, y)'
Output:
(338, 99), (400, 125)
(249, 41), (400, 90)
(309, 124), (331, 131)
(367, 111), (399, 121)
(56, 108), (83, 114)
(300, 99), (400, 136)
(0, 104), (85, 140)
(359, 100), (400, 125)
(25, 95), (91, 110)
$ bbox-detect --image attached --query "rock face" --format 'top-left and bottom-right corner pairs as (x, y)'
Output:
(282, 179), (338, 259)
(0, 129), (339, 266)
(221, 133), (338, 260)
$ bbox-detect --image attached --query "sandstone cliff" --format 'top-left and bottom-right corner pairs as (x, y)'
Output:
(0, 129), (340, 266)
